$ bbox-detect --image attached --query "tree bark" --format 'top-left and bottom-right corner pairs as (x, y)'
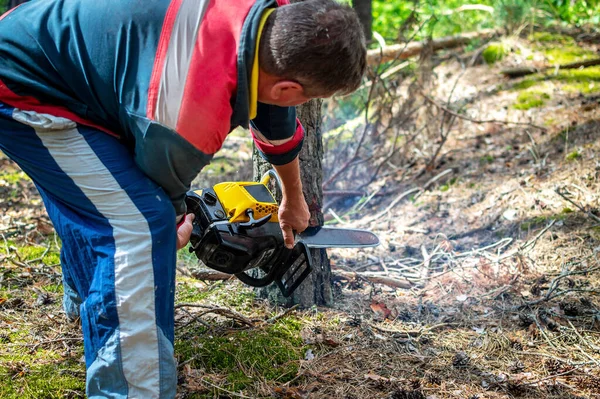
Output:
(253, 99), (332, 308)
(351, 0), (372, 42)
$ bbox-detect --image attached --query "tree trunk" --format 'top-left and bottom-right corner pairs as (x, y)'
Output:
(351, 0), (372, 42)
(9, 0), (28, 8)
(252, 99), (332, 308)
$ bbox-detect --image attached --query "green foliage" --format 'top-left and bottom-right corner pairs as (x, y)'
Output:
(482, 42), (509, 64)
(368, 0), (600, 46)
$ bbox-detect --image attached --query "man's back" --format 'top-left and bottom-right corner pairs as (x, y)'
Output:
(0, 0), (170, 135)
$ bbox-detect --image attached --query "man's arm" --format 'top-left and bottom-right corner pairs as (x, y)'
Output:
(251, 103), (310, 248)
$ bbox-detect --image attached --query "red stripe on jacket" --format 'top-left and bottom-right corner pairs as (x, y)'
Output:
(252, 120), (304, 155)
(146, 0), (184, 120)
(0, 79), (118, 137)
(175, 0), (256, 154)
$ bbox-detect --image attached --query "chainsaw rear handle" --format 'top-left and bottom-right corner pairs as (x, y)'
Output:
(260, 169), (283, 192)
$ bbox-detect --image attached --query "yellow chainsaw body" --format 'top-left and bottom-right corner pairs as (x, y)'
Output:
(211, 180), (279, 223)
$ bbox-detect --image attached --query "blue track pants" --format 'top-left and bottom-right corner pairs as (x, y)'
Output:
(0, 103), (178, 398)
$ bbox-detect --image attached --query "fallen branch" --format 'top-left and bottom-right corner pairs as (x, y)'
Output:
(332, 270), (413, 289)
(188, 269), (235, 281)
(367, 29), (499, 65)
(501, 57), (600, 79)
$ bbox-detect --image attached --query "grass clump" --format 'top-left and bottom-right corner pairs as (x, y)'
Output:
(565, 150), (582, 161)
(514, 91), (550, 110)
(482, 42), (509, 64)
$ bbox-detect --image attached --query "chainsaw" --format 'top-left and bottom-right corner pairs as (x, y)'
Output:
(184, 170), (379, 297)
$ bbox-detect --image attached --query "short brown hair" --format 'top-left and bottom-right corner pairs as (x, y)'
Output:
(259, 0), (367, 97)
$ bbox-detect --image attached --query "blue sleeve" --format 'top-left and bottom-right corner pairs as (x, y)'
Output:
(250, 102), (304, 165)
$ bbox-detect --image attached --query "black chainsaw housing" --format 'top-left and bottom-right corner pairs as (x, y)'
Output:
(185, 190), (312, 296)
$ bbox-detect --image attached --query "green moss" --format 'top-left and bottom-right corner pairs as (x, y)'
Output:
(0, 240), (60, 266)
(529, 32), (575, 44)
(555, 67), (600, 94)
(511, 78), (540, 91)
(0, 171), (30, 185)
(176, 279), (255, 310)
(482, 42), (509, 65)
(0, 326), (85, 398)
(175, 317), (304, 392)
(0, 362), (85, 398)
(543, 46), (597, 65)
(565, 150), (582, 161)
(513, 91), (550, 110)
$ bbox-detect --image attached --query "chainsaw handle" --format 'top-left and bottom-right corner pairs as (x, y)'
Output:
(260, 169), (283, 193)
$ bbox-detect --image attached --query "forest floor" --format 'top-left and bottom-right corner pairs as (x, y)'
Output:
(1, 31), (600, 399)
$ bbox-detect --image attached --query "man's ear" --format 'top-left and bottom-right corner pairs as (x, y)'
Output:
(270, 80), (304, 101)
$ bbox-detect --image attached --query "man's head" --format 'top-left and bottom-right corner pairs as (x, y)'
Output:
(257, 0), (367, 107)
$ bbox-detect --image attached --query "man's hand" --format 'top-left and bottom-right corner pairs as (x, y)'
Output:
(278, 192), (310, 249)
(176, 213), (195, 250)
(273, 157), (310, 249)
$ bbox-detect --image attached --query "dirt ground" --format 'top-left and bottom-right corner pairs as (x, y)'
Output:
(1, 32), (599, 398)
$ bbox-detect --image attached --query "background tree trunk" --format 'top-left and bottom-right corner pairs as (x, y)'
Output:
(9, 0), (27, 8)
(352, 0), (372, 42)
(252, 99), (333, 308)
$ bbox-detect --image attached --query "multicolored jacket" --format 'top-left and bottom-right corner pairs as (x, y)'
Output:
(0, 0), (304, 215)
